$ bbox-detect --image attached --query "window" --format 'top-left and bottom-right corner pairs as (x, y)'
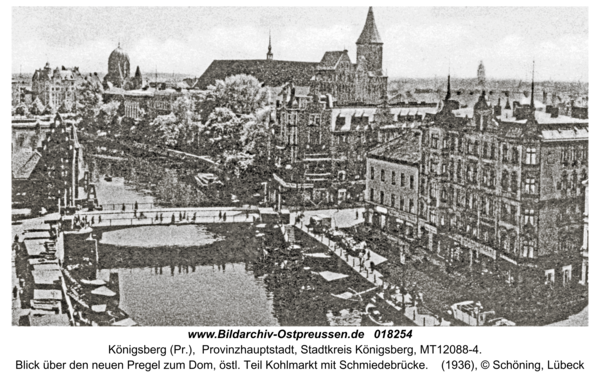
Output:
(370, 167), (374, 180)
(381, 169), (385, 182)
(380, 191), (385, 204)
(511, 172), (518, 193)
(525, 147), (537, 165)
(501, 170), (509, 191)
(502, 144), (509, 163)
(431, 134), (439, 149)
(400, 173), (405, 187)
(524, 178), (537, 194)
(400, 197), (405, 211)
(523, 208), (535, 226)
(483, 142), (489, 158)
(370, 188), (374, 201)
(457, 161), (462, 181)
(562, 265), (572, 286)
(391, 194), (396, 208)
(392, 171), (396, 185)
(511, 147), (519, 164)
(409, 175), (414, 189)
(409, 199), (414, 213)
(490, 143), (496, 159)
(545, 269), (555, 284)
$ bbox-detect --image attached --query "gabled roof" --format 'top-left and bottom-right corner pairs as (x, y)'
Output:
(356, 7), (383, 44)
(317, 51), (348, 70)
(196, 59), (318, 89)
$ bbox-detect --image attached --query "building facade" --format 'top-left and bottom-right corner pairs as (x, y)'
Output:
(31, 63), (80, 111)
(364, 78), (588, 284)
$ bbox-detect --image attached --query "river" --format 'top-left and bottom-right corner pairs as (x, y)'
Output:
(91, 176), (408, 326)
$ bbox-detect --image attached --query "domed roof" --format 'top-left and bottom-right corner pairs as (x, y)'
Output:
(109, 44), (130, 65)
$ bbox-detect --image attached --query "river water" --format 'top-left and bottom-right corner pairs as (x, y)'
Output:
(92, 176), (405, 326)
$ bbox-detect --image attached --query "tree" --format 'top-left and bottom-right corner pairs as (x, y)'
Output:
(200, 74), (269, 119)
(197, 74), (274, 181)
(75, 80), (104, 132)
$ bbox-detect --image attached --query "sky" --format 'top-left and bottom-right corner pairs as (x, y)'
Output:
(12, 7), (588, 81)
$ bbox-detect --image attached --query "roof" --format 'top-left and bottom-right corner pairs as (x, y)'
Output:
(33, 289), (62, 301)
(368, 128), (422, 165)
(356, 7), (383, 44)
(29, 313), (70, 327)
(541, 127), (588, 142)
(196, 59), (318, 89)
(317, 51), (347, 70)
(31, 269), (61, 286)
(23, 240), (48, 257)
(12, 150), (41, 179)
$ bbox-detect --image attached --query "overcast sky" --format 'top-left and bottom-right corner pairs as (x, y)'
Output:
(12, 7), (588, 81)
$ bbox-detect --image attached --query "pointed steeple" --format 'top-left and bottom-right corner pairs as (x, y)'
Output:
(356, 7), (382, 44)
(445, 75), (451, 101)
(267, 31), (273, 61)
(504, 96), (511, 110)
(135, 66), (142, 78)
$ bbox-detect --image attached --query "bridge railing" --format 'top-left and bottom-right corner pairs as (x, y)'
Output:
(99, 202), (156, 211)
(88, 214), (258, 227)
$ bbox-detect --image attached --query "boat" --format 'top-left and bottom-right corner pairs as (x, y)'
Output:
(365, 303), (394, 326)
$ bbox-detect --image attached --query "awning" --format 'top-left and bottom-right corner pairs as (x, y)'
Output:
(80, 279), (106, 286)
(91, 286), (117, 297)
(91, 304), (107, 313)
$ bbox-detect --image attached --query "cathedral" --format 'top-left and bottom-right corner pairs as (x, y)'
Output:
(103, 43), (144, 90)
(198, 7), (388, 105)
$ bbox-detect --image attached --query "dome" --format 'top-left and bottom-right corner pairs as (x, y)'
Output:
(105, 44), (131, 88)
(109, 45), (130, 66)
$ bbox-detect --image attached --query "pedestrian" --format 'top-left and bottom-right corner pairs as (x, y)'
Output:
(356, 210), (359, 219)
(135, 201), (139, 211)
(171, 214), (175, 224)
(223, 212), (227, 222)
(155, 213), (158, 221)
(91, 216), (95, 225)
(99, 215), (102, 223)
(366, 250), (371, 260)
(370, 261), (375, 272)
(160, 213), (163, 222)
(193, 212), (196, 221)
(13, 286), (18, 299)
(122, 203), (126, 211)
(219, 211), (222, 220)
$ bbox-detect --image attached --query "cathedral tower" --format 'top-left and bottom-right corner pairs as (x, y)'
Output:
(356, 7), (383, 75)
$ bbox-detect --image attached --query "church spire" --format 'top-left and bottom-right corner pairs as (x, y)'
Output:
(267, 31), (273, 61)
(356, 7), (382, 44)
(445, 74), (451, 101)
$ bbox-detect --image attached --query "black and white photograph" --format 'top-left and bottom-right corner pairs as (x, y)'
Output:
(11, 5), (589, 330)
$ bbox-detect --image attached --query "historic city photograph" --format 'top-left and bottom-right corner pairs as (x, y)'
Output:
(11, 7), (588, 327)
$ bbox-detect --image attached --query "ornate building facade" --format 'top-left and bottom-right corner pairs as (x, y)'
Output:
(365, 78), (588, 284)
(31, 63), (80, 111)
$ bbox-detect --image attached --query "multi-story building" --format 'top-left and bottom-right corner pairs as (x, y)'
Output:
(365, 128), (422, 255)
(365, 77), (588, 284)
(31, 63), (81, 111)
(269, 84), (437, 208)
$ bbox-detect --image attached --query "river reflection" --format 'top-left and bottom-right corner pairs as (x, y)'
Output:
(97, 223), (394, 326)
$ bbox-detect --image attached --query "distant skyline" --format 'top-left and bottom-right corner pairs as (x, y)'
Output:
(12, 7), (588, 82)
